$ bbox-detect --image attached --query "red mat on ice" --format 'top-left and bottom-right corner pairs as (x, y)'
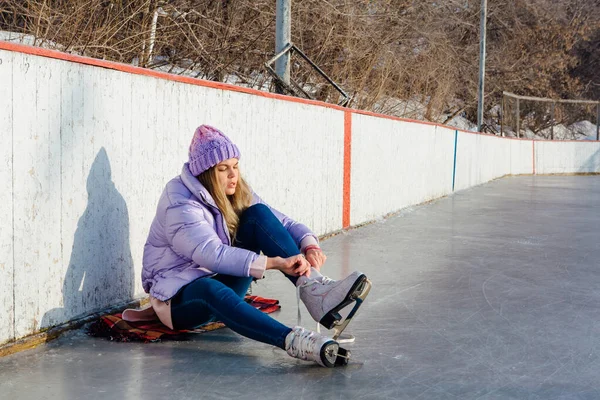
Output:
(87, 295), (280, 343)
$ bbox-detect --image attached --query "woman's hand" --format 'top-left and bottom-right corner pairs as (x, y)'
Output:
(266, 255), (311, 277)
(305, 247), (327, 270)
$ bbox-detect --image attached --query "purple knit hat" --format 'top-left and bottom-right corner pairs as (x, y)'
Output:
(188, 125), (241, 176)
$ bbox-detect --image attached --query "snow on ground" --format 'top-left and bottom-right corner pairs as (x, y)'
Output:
(152, 58), (272, 91)
(539, 124), (573, 140)
(0, 30), (35, 45)
(372, 97), (428, 121)
(536, 121), (599, 140)
(0, 30), (62, 50)
(446, 115), (477, 132)
(502, 128), (535, 139)
(569, 120), (598, 140)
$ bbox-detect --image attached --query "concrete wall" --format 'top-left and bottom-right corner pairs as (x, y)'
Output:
(535, 141), (600, 174)
(0, 46), (344, 344)
(0, 49), (14, 344)
(454, 132), (509, 191)
(511, 139), (535, 175)
(350, 116), (455, 226)
(349, 123), (537, 226)
(0, 43), (598, 345)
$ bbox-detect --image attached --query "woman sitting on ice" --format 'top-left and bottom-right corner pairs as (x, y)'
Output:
(125, 125), (371, 367)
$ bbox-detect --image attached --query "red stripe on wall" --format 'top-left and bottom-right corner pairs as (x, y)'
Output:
(343, 111), (352, 228)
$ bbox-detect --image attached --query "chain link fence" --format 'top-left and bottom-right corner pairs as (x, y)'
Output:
(501, 92), (600, 140)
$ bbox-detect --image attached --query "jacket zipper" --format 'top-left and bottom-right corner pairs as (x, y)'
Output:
(199, 194), (231, 245)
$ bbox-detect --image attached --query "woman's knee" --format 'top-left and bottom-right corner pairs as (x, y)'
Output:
(241, 203), (273, 220)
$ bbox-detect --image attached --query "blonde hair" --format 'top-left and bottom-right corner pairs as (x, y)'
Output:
(198, 165), (253, 239)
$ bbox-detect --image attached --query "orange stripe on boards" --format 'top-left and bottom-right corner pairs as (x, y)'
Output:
(343, 111), (352, 228)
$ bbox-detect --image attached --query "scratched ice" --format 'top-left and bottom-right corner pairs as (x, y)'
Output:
(2, 175), (600, 400)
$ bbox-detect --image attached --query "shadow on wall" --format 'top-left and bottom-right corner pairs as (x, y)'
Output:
(42, 147), (134, 329)
(579, 148), (600, 173)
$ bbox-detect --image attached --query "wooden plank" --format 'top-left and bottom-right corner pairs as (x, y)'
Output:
(12, 54), (63, 338)
(0, 50), (15, 345)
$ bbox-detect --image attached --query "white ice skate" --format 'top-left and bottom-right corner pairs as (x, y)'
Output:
(298, 271), (372, 340)
(284, 326), (350, 367)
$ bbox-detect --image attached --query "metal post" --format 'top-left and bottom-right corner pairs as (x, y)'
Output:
(476, 0), (487, 132)
(275, 0), (291, 94)
(550, 102), (555, 140)
(597, 104), (599, 140)
(516, 98), (520, 138)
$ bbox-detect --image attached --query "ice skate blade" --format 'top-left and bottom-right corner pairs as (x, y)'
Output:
(336, 333), (355, 344)
(352, 278), (372, 302)
(328, 278), (372, 340)
(331, 318), (351, 340)
(321, 342), (351, 368)
(335, 347), (350, 366)
(319, 275), (372, 330)
(321, 342), (339, 368)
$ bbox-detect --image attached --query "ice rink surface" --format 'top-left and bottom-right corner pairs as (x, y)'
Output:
(2, 175), (600, 400)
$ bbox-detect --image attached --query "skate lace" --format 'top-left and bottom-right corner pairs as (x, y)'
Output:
(288, 328), (317, 360)
(296, 285), (302, 327)
(320, 276), (334, 285)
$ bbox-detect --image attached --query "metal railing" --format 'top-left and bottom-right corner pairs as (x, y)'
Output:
(265, 43), (350, 107)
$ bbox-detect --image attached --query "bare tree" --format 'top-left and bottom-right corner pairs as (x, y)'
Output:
(1, 0), (598, 124)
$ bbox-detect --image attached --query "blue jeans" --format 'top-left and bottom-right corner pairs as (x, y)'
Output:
(170, 204), (301, 349)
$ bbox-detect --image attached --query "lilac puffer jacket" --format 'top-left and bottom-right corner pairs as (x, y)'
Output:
(142, 163), (316, 301)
